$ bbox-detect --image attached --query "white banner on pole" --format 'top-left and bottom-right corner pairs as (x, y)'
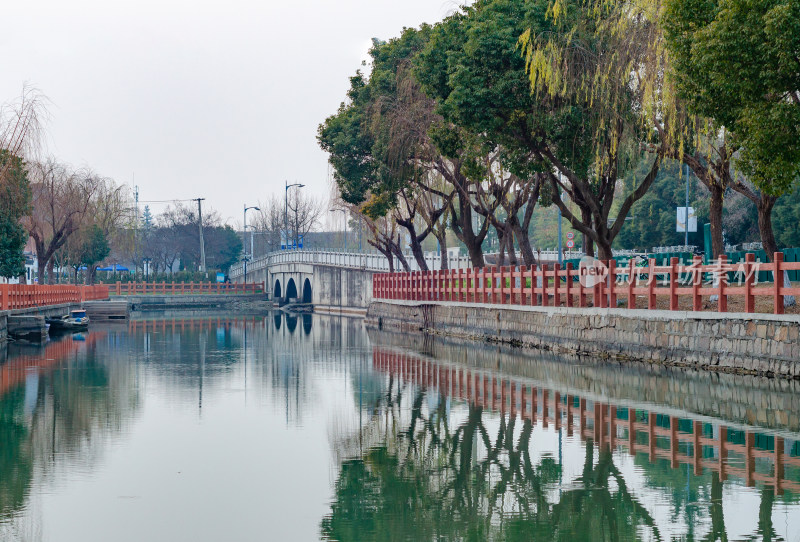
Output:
(676, 207), (697, 233)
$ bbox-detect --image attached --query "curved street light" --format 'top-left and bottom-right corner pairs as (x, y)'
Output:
(243, 204), (260, 283)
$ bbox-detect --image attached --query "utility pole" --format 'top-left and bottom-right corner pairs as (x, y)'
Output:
(134, 184), (139, 279)
(195, 198), (206, 273)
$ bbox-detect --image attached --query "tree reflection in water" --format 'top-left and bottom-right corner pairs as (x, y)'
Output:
(322, 344), (800, 541)
(0, 334), (139, 539)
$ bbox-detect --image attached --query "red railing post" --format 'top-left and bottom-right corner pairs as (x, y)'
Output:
(744, 252), (755, 313)
(718, 254), (728, 312)
(774, 252), (784, 315)
(607, 261), (616, 308)
(669, 257), (678, 310)
(627, 258), (636, 309)
(1, 284), (8, 310)
(565, 263), (574, 307)
(500, 266), (506, 305)
(692, 255), (702, 311)
(647, 258), (656, 309)
(553, 263), (561, 307)
(542, 264), (550, 307)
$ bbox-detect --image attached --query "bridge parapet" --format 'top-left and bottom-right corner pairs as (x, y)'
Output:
(230, 249), (472, 279)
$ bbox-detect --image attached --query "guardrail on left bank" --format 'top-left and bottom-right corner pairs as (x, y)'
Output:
(0, 284), (109, 310)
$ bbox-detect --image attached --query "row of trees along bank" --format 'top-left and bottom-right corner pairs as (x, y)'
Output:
(0, 89), (243, 284)
(318, 0), (800, 271)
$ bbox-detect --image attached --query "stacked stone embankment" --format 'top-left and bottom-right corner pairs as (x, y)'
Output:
(366, 300), (800, 378)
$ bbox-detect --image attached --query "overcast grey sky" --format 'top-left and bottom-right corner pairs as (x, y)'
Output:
(1, 0), (459, 226)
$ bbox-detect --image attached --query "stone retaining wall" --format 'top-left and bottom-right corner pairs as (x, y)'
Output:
(127, 294), (269, 311)
(367, 300), (800, 378)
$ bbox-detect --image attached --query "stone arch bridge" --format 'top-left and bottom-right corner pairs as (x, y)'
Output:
(229, 250), (471, 314)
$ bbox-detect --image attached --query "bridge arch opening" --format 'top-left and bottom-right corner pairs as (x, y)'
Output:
(302, 278), (312, 304)
(286, 278), (298, 300)
(273, 279), (282, 300)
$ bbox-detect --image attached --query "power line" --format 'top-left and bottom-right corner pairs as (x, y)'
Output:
(137, 198), (197, 204)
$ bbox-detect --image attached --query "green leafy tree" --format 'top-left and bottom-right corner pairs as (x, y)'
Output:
(772, 187), (800, 249)
(80, 225), (111, 284)
(664, 0), (800, 259)
(0, 151), (30, 278)
(319, 29), (482, 269)
(416, 0), (666, 260)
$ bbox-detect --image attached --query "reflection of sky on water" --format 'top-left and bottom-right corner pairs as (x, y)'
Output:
(0, 313), (797, 541)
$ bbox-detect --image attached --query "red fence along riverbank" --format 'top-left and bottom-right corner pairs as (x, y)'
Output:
(373, 253), (800, 315)
(0, 284), (109, 310)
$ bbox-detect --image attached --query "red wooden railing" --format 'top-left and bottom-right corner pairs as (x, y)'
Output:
(374, 347), (800, 494)
(372, 252), (800, 314)
(0, 284), (110, 311)
(0, 333), (100, 398)
(110, 282), (263, 296)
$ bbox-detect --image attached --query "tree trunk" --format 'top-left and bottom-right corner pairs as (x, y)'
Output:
(465, 239), (485, 268)
(511, 218), (536, 267)
(756, 195), (779, 261)
(379, 247), (394, 272)
(496, 225), (507, 266)
(709, 184), (725, 259)
(436, 231), (449, 270)
(407, 232), (428, 272)
(504, 224), (518, 266)
(451, 194), (486, 268)
(393, 248), (410, 272)
(596, 239), (614, 261)
(46, 259), (55, 285)
(581, 206), (595, 257)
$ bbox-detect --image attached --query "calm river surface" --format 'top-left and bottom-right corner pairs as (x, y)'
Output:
(0, 312), (799, 541)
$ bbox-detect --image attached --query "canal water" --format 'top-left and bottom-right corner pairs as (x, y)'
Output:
(0, 312), (799, 541)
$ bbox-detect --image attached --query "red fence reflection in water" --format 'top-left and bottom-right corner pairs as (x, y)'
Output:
(373, 347), (800, 495)
(0, 334), (100, 398)
(127, 316), (263, 333)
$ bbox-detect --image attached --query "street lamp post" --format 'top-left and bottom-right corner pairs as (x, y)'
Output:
(285, 181), (305, 249)
(330, 208), (347, 252)
(243, 204), (260, 258)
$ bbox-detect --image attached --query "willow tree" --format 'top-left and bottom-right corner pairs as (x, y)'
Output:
(511, 0), (677, 259)
(0, 89), (46, 279)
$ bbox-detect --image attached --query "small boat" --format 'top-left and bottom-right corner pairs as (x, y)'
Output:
(47, 309), (90, 331)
